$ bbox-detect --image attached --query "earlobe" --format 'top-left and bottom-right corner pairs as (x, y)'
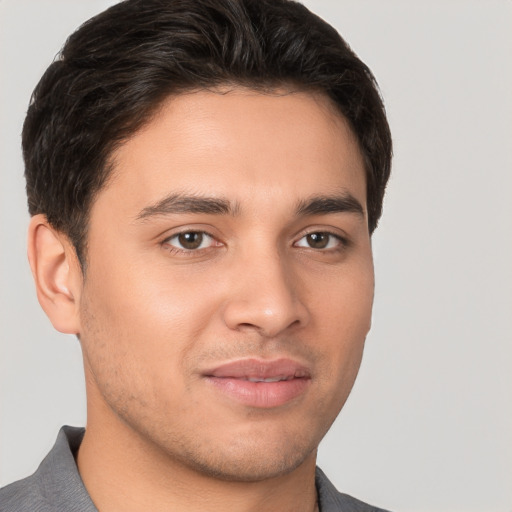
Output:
(27, 214), (82, 334)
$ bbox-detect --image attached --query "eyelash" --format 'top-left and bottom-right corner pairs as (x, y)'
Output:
(161, 229), (349, 255)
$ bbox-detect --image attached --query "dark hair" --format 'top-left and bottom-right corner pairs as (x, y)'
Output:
(23, 0), (392, 265)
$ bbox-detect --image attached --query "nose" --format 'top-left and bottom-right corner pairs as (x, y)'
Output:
(222, 249), (310, 338)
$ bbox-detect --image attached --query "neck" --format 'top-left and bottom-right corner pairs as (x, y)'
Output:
(77, 398), (319, 512)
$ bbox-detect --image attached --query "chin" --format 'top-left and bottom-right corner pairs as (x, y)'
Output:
(183, 447), (315, 483)
(163, 425), (320, 482)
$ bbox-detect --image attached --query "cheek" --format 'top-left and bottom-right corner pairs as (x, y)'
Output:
(313, 257), (374, 395)
(78, 253), (227, 387)
(315, 253), (374, 337)
(78, 271), (198, 420)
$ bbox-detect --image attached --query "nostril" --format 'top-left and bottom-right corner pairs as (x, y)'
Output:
(237, 322), (258, 330)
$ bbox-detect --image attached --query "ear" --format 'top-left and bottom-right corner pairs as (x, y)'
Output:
(27, 214), (82, 334)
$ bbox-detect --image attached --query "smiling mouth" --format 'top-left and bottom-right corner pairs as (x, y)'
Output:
(203, 358), (311, 408)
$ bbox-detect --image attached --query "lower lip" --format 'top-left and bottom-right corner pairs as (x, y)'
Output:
(205, 377), (310, 408)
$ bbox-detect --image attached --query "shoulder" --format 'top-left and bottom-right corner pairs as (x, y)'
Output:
(0, 473), (48, 512)
(315, 467), (392, 512)
(0, 427), (94, 512)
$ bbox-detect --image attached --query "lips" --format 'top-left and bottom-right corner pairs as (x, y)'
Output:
(203, 358), (311, 408)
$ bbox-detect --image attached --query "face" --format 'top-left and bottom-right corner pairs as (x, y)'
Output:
(78, 88), (374, 481)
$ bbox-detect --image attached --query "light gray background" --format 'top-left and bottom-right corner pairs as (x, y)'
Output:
(1, 1), (511, 511)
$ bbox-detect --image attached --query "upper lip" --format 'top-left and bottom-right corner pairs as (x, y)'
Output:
(203, 358), (311, 381)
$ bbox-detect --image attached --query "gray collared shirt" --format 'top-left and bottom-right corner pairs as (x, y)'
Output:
(0, 426), (390, 512)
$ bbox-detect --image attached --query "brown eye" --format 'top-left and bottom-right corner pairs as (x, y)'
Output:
(295, 232), (343, 250)
(165, 231), (216, 251)
(306, 233), (329, 249)
(177, 232), (203, 249)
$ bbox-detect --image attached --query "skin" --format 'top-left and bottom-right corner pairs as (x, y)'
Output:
(28, 88), (374, 512)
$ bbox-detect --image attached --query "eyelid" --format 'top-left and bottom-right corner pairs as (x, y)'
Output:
(158, 224), (219, 243)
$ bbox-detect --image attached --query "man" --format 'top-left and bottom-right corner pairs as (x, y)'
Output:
(0, 0), (392, 510)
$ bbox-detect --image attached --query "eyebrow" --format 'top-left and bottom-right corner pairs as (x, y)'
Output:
(136, 193), (239, 220)
(295, 193), (365, 218)
(135, 191), (364, 222)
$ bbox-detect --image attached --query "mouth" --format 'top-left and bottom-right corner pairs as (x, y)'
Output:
(203, 358), (311, 408)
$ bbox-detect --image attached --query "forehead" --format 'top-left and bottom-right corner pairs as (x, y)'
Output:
(99, 87), (367, 216)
